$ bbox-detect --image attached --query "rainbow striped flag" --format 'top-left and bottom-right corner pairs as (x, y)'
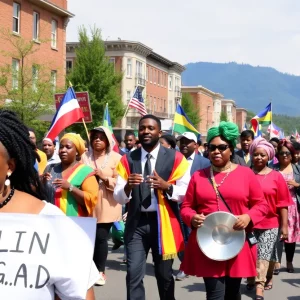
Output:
(55, 163), (95, 216)
(251, 103), (272, 137)
(103, 103), (119, 152)
(116, 151), (189, 259)
(173, 104), (200, 136)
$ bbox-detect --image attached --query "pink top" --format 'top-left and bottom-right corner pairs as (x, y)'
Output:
(255, 170), (293, 229)
(180, 165), (269, 278)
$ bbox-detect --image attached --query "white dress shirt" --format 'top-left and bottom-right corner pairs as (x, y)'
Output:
(46, 153), (61, 166)
(187, 152), (195, 166)
(113, 144), (190, 211)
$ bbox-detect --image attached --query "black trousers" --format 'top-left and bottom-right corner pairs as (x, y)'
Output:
(203, 277), (242, 300)
(277, 240), (296, 263)
(93, 222), (113, 272)
(126, 212), (175, 300)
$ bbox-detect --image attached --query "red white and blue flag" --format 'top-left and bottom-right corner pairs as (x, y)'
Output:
(128, 87), (147, 116)
(46, 87), (84, 140)
(267, 122), (281, 138)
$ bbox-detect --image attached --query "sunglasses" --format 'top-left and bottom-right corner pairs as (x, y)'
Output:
(208, 144), (229, 152)
(279, 151), (291, 156)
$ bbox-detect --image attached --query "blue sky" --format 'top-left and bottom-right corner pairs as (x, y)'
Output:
(67, 0), (300, 75)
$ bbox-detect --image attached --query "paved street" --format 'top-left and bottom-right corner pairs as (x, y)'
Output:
(95, 241), (300, 300)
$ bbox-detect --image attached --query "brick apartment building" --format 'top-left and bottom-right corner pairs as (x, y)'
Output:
(0, 0), (73, 92)
(181, 85), (247, 140)
(66, 40), (185, 130)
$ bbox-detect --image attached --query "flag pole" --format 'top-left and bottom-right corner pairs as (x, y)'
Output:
(69, 82), (90, 142)
(171, 103), (178, 135)
(122, 87), (137, 119)
(82, 117), (90, 142)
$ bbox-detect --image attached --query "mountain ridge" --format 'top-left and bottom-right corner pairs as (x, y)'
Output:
(182, 62), (300, 116)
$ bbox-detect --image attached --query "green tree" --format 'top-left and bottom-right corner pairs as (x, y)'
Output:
(246, 110), (255, 123)
(68, 26), (124, 134)
(0, 28), (56, 140)
(181, 92), (201, 127)
(220, 111), (228, 122)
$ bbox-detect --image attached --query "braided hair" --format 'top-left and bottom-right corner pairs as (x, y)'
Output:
(0, 109), (45, 199)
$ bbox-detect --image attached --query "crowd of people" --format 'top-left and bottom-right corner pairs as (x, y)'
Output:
(0, 108), (299, 300)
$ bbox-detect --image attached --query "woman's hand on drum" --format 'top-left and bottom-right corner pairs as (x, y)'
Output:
(233, 214), (251, 230)
(191, 213), (206, 228)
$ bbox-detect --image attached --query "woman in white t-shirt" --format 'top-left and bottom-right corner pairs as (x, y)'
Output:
(0, 109), (98, 300)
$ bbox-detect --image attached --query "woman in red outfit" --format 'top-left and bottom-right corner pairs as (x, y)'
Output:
(180, 122), (269, 300)
(272, 140), (300, 274)
(247, 137), (292, 299)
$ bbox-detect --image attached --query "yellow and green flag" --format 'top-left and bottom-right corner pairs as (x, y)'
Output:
(173, 104), (200, 136)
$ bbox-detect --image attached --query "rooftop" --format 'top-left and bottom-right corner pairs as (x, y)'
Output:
(181, 85), (223, 98)
(28, 0), (74, 17)
(66, 40), (185, 72)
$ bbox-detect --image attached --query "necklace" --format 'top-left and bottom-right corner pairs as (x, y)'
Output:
(210, 163), (232, 187)
(212, 163), (231, 172)
(253, 166), (269, 182)
(210, 164), (232, 211)
(93, 151), (110, 170)
(0, 188), (15, 209)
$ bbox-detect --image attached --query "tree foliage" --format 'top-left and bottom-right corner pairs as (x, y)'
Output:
(181, 92), (201, 127)
(68, 26), (124, 135)
(272, 114), (300, 136)
(0, 28), (56, 140)
(220, 111), (228, 122)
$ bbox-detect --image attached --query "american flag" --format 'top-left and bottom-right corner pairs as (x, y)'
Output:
(128, 87), (147, 116)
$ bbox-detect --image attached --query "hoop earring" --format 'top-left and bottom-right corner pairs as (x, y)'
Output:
(5, 172), (11, 186)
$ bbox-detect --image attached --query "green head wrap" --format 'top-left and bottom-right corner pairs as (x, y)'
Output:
(207, 121), (239, 148)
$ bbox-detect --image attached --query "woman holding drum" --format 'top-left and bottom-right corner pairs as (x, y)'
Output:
(180, 122), (269, 300)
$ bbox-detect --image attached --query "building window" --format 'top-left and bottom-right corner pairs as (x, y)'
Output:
(165, 74), (167, 87)
(126, 90), (131, 103)
(51, 20), (57, 48)
(154, 70), (156, 84)
(13, 2), (20, 34)
(66, 60), (73, 72)
(150, 68), (152, 83)
(109, 58), (115, 72)
(32, 65), (38, 92)
(136, 61), (143, 76)
(12, 58), (20, 89)
(126, 58), (132, 77)
(150, 96), (153, 111)
(169, 76), (173, 90)
(51, 70), (57, 92)
(146, 67), (148, 81)
(164, 99), (166, 112)
(158, 72), (160, 86)
(33, 12), (40, 40)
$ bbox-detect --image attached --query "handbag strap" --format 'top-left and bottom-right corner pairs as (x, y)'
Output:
(206, 170), (233, 214)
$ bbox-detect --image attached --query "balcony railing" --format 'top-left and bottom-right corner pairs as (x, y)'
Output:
(174, 86), (182, 98)
(149, 111), (169, 118)
(135, 73), (146, 87)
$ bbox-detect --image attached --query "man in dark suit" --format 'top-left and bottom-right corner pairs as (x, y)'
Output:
(114, 115), (189, 300)
(235, 130), (254, 167)
(177, 132), (210, 173)
(175, 132), (210, 280)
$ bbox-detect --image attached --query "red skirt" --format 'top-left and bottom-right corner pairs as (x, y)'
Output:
(180, 229), (257, 278)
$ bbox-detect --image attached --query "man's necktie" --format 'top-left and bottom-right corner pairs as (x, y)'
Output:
(245, 153), (250, 163)
(142, 153), (152, 209)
